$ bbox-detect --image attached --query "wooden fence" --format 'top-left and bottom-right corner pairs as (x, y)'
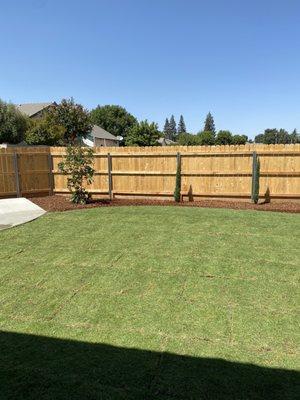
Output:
(0, 147), (51, 198)
(1, 144), (300, 200)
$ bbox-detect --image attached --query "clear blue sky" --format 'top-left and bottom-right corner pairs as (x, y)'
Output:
(1, 0), (300, 138)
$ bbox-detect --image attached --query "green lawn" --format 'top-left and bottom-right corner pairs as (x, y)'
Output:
(0, 206), (299, 399)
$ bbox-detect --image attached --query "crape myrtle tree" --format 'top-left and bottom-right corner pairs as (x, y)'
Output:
(58, 145), (95, 204)
(47, 98), (92, 144)
(177, 115), (187, 134)
(0, 99), (28, 144)
(90, 105), (137, 144)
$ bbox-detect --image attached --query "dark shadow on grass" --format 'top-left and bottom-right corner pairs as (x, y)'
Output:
(0, 330), (299, 400)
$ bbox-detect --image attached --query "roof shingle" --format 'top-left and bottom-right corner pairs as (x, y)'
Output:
(17, 102), (55, 117)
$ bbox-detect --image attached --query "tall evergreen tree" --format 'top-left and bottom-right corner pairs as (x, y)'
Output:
(290, 129), (300, 143)
(168, 115), (177, 140)
(163, 117), (173, 140)
(163, 118), (170, 134)
(177, 115), (186, 134)
(204, 112), (216, 133)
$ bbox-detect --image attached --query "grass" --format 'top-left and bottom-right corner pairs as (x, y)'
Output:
(0, 206), (299, 399)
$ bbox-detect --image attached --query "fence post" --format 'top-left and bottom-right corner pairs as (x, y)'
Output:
(107, 153), (113, 200)
(13, 153), (21, 197)
(48, 153), (54, 196)
(251, 151), (258, 203)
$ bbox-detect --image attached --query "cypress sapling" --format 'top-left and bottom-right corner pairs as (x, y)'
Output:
(174, 153), (181, 202)
(251, 154), (260, 204)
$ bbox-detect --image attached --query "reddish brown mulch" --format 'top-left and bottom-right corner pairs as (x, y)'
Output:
(29, 195), (300, 213)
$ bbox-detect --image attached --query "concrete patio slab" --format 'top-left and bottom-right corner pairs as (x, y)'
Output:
(0, 198), (46, 230)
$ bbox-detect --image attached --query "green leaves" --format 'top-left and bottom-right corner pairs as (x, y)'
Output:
(125, 120), (161, 146)
(0, 99), (28, 144)
(58, 146), (95, 204)
(255, 128), (300, 144)
(47, 98), (92, 144)
(197, 130), (216, 145)
(215, 130), (233, 145)
(90, 105), (137, 141)
(24, 118), (65, 146)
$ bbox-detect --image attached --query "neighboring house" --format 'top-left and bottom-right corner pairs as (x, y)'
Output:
(158, 137), (176, 146)
(83, 125), (120, 147)
(16, 103), (119, 147)
(17, 102), (57, 119)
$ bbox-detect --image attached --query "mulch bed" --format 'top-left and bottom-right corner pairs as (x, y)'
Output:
(30, 195), (300, 213)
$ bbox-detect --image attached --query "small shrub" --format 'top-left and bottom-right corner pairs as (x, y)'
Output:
(58, 146), (94, 204)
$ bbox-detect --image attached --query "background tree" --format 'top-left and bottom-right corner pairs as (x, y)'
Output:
(215, 130), (233, 145)
(263, 129), (278, 144)
(290, 129), (300, 143)
(177, 133), (201, 146)
(90, 105), (137, 143)
(163, 117), (173, 140)
(168, 115), (177, 140)
(197, 131), (216, 145)
(47, 98), (92, 144)
(254, 133), (265, 143)
(125, 120), (161, 146)
(277, 129), (290, 144)
(232, 134), (248, 145)
(254, 128), (296, 144)
(0, 99), (28, 144)
(177, 115), (186, 134)
(24, 118), (65, 146)
(163, 118), (170, 133)
(204, 112), (216, 133)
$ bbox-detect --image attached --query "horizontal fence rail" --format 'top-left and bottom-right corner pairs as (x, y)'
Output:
(0, 144), (300, 200)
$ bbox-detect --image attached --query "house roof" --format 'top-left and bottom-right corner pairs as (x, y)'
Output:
(158, 137), (176, 145)
(91, 125), (120, 141)
(17, 102), (55, 117)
